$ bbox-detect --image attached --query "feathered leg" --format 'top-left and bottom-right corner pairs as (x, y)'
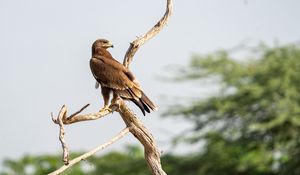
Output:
(99, 86), (112, 112)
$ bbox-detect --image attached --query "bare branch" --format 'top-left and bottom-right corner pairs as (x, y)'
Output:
(120, 0), (173, 173)
(69, 103), (90, 119)
(123, 0), (173, 68)
(52, 103), (118, 125)
(117, 99), (167, 175)
(56, 106), (69, 165)
(48, 127), (131, 175)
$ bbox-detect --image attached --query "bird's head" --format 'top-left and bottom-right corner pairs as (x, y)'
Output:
(92, 39), (114, 50)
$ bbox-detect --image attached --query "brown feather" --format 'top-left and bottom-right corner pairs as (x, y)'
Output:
(132, 99), (146, 116)
(140, 92), (157, 111)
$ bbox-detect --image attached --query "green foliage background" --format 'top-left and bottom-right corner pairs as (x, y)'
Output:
(2, 43), (300, 175)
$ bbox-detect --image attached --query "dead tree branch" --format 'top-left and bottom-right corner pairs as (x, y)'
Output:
(118, 99), (166, 175)
(51, 105), (70, 165)
(48, 127), (130, 175)
(119, 0), (173, 174)
(123, 0), (173, 68)
(50, 0), (172, 174)
(52, 103), (118, 125)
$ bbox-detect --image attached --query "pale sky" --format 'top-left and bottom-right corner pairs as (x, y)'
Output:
(1, 0), (300, 162)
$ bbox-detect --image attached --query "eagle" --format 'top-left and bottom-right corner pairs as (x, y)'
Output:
(89, 39), (157, 115)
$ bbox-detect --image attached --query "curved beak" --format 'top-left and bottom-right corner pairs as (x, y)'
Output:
(107, 41), (114, 48)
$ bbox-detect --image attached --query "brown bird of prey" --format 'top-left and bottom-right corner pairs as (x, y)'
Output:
(89, 39), (157, 115)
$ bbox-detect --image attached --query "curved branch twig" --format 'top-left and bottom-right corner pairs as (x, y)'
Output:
(52, 104), (117, 125)
(123, 0), (173, 68)
(48, 127), (130, 175)
(52, 105), (69, 165)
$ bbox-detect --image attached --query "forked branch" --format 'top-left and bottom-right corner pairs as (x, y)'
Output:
(48, 127), (130, 175)
(50, 0), (172, 174)
(52, 103), (118, 125)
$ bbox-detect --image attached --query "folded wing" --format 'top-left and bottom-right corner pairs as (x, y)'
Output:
(90, 56), (157, 115)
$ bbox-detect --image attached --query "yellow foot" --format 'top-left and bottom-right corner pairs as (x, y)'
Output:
(99, 105), (112, 113)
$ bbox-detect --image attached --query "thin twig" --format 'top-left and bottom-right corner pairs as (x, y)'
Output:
(69, 103), (90, 119)
(56, 106), (69, 165)
(48, 127), (131, 175)
(52, 104), (117, 125)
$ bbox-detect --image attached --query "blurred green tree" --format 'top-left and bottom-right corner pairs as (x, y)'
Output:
(0, 146), (149, 175)
(0, 146), (196, 175)
(165, 43), (300, 175)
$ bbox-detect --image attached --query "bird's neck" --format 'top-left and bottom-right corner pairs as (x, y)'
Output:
(92, 47), (113, 59)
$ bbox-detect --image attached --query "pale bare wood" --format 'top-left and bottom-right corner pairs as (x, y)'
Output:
(120, 0), (173, 174)
(48, 127), (130, 175)
(52, 104), (117, 125)
(123, 0), (173, 68)
(51, 105), (70, 165)
(118, 99), (166, 175)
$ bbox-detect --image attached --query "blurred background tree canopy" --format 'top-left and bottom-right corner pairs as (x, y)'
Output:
(2, 43), (300, 175)
(164, 42), (300, 175)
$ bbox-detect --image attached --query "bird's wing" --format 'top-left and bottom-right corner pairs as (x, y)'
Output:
(90, 57), (142, 98)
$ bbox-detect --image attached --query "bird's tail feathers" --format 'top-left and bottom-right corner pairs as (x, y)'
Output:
(132, 99), (146, 116)
(128, 90), (157, 116)
(140, 92), (158, 112)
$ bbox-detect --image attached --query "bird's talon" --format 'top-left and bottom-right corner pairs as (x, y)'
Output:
(99, 106), (112, 113)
